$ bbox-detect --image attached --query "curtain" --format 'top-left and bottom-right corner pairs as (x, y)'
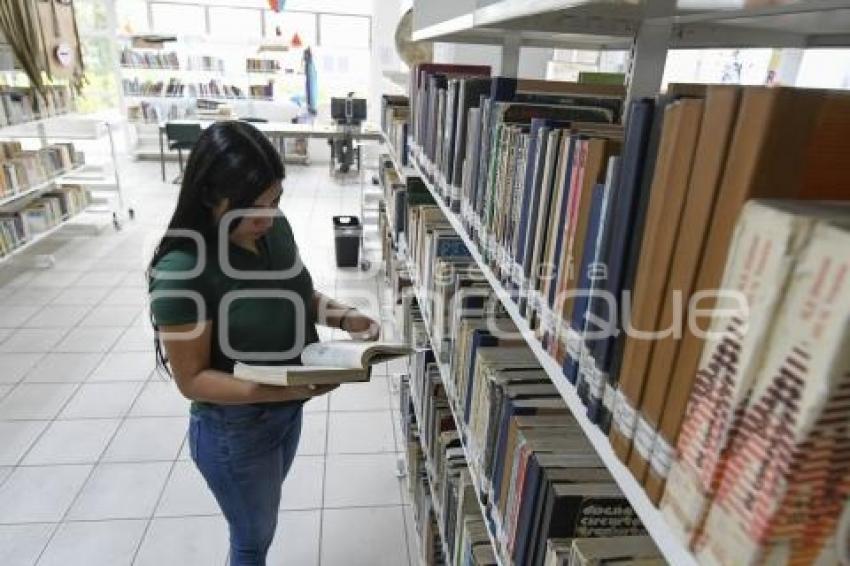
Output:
(0, 0), (48, 94)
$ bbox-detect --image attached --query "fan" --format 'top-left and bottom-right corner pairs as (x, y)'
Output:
(394, 8), (433, 68)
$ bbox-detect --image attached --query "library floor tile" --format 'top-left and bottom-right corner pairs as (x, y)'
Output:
(24, 353), (104, 383)
(112, 323), (155, 352)
(155, 460), (220, 517)
(0, 383), (78, 420)
(267, 510), (321, 566)
(327, 411), (397, 454)
(87, 351), (155, 382)
(0, 328), (69, 353)
(0, 327), (10, 343)
(0, 306), (40, 328)
(74, 270), (127, 287)
(0, 524), (55, 566)
(134, 515), (229, 566)
(27, 269), (83, 289)
(59, 382), (144, 419)
(22, 419), (121, 465)
(280, 456), (324, 511)
(79, 305), (142, 328)
(102, 416), (186, 463)
(67, 461), (171, 520)
(320, 506), (409, 566)
(0, 466), (10, 484)
(102, 287), (147, 307)
(2, 286), (63, 307)
(22, 305), (91, 329)
(297, 412), (328, 456)
(324, 453), (404, 508)
(51, 286), (112, 306)
(0, 384), (10, 400)
(304, 394), (329, 414)
(128, 380), (190, 417)
(54, 326), (123, 353)
(0, 353), (43, 384)
(37, 519), (147, 566)
(0, 420), (50, 466)
(329, 377), (392, 412)
(0, 464), (92, 523)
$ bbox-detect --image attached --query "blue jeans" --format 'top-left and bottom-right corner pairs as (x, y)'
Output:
(188, 402), (303, 566)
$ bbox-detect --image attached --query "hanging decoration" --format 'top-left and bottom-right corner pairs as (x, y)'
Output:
(291, 33), (302, 48)
(267, 0), (287, 13)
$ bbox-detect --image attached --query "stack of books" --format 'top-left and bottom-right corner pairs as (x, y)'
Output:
(0, 86), (75, 126)
(381, 94), (410, 166)
(246, 58), (281, 73)
(0, 184), (88, 257)
(661, 200), (850, 564)
(119, 48), (179, 69)
(186, 55), (225, 72)
(0, 142), (79, 200)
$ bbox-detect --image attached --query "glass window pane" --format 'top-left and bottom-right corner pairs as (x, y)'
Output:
(319, 15), (370, 49)
(209, 7), (263, 39)
(150, 3), (206, 36)
(116, 0), (150, 35)
(74, 0), (109, 33)
(265, 11), (317, 47)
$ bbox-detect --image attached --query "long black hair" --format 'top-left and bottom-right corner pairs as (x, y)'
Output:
(147, 120), (285, 374)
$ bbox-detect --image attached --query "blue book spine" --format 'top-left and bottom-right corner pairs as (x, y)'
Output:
(564, 181), (607, 385)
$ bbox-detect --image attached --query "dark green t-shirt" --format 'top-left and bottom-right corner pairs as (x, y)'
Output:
(149, 215), (319, 398)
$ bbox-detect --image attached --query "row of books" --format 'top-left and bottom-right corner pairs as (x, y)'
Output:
(246, 58), (281, 73)
(120, 48), (180, 69)
(0, 86), (75, 127)
(381, 94), (410, 167)
(378, 153), (435, 247)
(394, 197), (667, 566)
(0, 142), (80, 201)
(405, 65), (850, 565)
(248, 83), (274, 100)
(0, 185), (88, 258)
(123, 79), (248, 100)
(126, 101), (192, 124)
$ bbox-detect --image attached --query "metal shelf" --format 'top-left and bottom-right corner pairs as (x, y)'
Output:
(412, 0), (850, 49)
(0, 208), (90, 266)
(408, 141), (698, 566)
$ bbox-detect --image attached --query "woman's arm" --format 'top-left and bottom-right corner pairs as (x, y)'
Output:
(312, 291), (380, 341)
(160, 321), (336, 404)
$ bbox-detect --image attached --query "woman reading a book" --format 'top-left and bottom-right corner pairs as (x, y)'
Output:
(147, 121), (380, 566)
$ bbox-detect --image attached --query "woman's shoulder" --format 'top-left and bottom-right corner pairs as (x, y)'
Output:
(149, 247), (211, 293)
(153, 248), (203, 274)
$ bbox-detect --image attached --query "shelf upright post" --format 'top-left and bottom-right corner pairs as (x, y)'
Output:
(624, 0), (676, 113)
(501, 32), (521, 78)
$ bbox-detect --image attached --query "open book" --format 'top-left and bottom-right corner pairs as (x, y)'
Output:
(233, 340), (413, 386)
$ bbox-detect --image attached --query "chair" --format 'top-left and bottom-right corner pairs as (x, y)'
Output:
(165, 122), (202, 184)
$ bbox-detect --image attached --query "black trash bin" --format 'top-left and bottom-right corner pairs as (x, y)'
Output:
(333, 215), (361, 268)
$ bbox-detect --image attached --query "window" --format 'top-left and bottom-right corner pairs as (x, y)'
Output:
(209, 7), (263, 39)
(115, 0), (149, 35)
(150, 3), (206, 36)
(265, 11), (318, 47)
(318, 14), (370, 49)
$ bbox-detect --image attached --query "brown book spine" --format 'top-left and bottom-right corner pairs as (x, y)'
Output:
(633, 86), (741, 489)
(609, 98), (703, 462)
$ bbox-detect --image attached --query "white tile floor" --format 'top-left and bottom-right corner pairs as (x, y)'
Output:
(0, 159), (415, 565)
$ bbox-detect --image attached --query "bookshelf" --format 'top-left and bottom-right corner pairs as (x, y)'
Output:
(404, 253), (508, 566)
(391, 137), (698, 566)
(387, 3), (850, 564)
